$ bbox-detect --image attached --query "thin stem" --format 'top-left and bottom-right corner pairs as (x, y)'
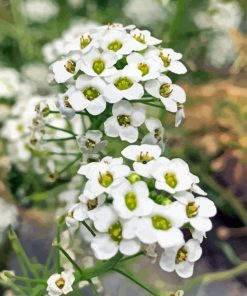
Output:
(88, 279), (99, 296)
(120, 251), (144, 262)
(45, 123), (77, 136)
(58, 154), (81, 175)
(49, 151), (80, 156)
(0, 279), (26, 296)
(82, 221), (96, 237)
(182, 261), (247, 292)
(55, 245), (84, 275)
(4, 273), (46, 285)
(141, 101), (164, 109)
(113, 267), (159, 296)
(44, 136), (76, 142)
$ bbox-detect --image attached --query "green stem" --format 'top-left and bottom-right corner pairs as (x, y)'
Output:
(141, 102), (164, 109)
(88, 279), (99, 296)
(182, 261), (247, 292)
(58, 154), (81, 175)
(44, 136), (76, 142)
(113, 267), (159, 296)
(49, 151), (80, 156)
(80, 253), (123, 280)
(120, 251), (144, 262)
(45, 123), (77, 136)
(4, 273), (46, 285)
(55, 245), (84, 275)
(82, 221), (96, 237)
(0, 279), (26, 296)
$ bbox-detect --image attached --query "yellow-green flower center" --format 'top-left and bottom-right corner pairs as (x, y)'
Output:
(186, 202), (199, 218)
(87, 198), (98, 210)
(176, 246), (188, 264)
(128, 173), (142, 184)
(80, 35), (92, 49)
(55, 277), (65, 289)
(85, 138), (96, 149)
(164, 173), (177, 189)
(92, 59), (105, 75)
(125, 192), (138, 211)
(159, 52), (171, 67)
(136, 152), (154, 164)
(133, 33), (146, 44)
(117, 115), (131, 126)
(159, 83), (173, 98)
(98, 171), (113, 188)
(108, 221), (123, 242)
(138, 63), (149, 76)
(114, 77), (133, 90)
(83, 87), (100, 100)
(152, 215), (172, 230)
(108, 40), (123, 52)
(64, 59), (76, 74)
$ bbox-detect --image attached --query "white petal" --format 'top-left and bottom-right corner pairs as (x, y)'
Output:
(170, 84), (186, 104)
(175, 261), (194, 278)
(104, 84), (122, 103)
(123, 83), (144, 100)
(169, 61), (187, 74)
(190, 217), (212, 232)
(161, 98), (177, 113)
(112, 100), (132, 116)
(145, 80), (161, 98)
(196, 197), (217, 218)
(86, 97), (106, 115)
(186, 239), (202, 262)
(68, 91), (89, 111)
(157, 228), (184, 248)
(136, 218), (157, 244)
(159, 248), (178, 272)
(119, 126), (138, 143)
(131, 106), (146, 127)
(145, 118), (162, 132)
(104, 117), (119, 137)
(119, 239), (141, 256)
(88, 206), (117, 232)
(91, 234), (118, 260)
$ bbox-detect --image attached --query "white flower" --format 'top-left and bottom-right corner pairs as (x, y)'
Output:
(104, 64), (144, 103)
(121, 144), (161, 177)
(130, 29), (162, 50)
(100, 29), (143, 58)
(0, 68), (21, 99)
(111, 179), (154, 219)
(65, 32), (97, 55)
(52, 54), (81, 83)
(78, 157), (130, 196)
(135, 203), (185, 248)
(47, 270), (75, 296)
(152, 157), (193, 194)
(145, 75), (186, 113)
(104, 100), (145, 143)
(174, 192), (217, 232)
(126, 52), (161, 81)
(65, 194), (105, 229)
(142, 118), (165, 150)
(21, 0), (59, 24)
(56, 89), (76, 119)
(148, 48), (187, 74)
(159, 239), (202, 278)
(77, 130), (107, 155)
(68, 75), (107, 115)
(80, 48), (118, 77)
(89, 206), (141, 260)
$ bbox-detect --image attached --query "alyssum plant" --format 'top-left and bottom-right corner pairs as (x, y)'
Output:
(1, 23), (216, 296)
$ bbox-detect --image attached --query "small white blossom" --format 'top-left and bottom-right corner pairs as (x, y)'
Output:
(104, 100), (145, 143)
(174, 192), (217, 232)
(130, 29), (162, 50)
(142, 118), (165, 150)
(80, 48), (118, 77)
(104, 64), (144, 103)
(89, 206), (141, 260)
(135, 203), (186, 248)
(126, 52), (162, 81)
(68, 75), (107, 115)
(47, 270), (75, 296)
(111, 179), (154, 219)
(145, 75), (186, 113)
(160, 239), (202, 278)
(152, 157), (193, 194)
(148, 48), (187, 74)
(78, 157), (130, 196)
(121, 144), (161, 177)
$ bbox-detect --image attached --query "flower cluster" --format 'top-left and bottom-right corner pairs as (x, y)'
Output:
(46, 23), (217, 294)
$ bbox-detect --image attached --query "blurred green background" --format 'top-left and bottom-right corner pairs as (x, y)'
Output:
(0, 0), (247, 295)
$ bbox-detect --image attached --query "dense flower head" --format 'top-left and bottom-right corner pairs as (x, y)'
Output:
(47, 23), (217, 285)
